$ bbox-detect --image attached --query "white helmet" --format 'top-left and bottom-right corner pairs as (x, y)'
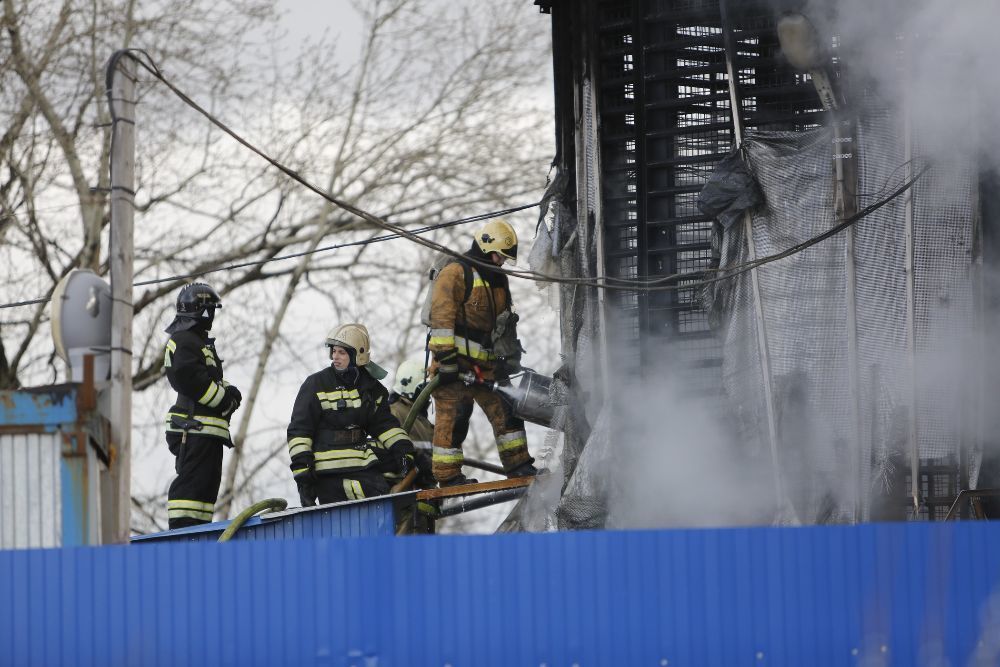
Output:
(393, 358), (426, 399)
(326, 323), (371, 366)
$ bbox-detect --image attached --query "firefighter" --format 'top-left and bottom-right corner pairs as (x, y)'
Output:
(287, 323), (415, 506)
(428, 219), (537, 486)
(163, 283), (242, 529)
(384, 358), (436, 490)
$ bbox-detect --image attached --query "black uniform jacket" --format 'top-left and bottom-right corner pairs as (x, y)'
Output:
(163, 329), (233, 444)
(287, 365), (413, 480)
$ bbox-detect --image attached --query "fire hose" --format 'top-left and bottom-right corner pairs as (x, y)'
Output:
(389, 375), (440, 494)
(217, 497), (288, 543)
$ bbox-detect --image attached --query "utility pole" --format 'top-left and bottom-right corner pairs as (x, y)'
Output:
(107, 52), (135, 543)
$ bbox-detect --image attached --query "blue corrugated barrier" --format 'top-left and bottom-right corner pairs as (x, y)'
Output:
(2, 522), (1000, 666)
(130, 496), (403, 545)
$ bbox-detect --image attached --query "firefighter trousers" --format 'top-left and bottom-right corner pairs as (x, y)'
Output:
(431, 381), (531, 482)
(315, 469), (390, 503)
(166, 432), (225, 529)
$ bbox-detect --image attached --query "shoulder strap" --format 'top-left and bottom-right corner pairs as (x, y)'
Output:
(461, 263), (474, 303)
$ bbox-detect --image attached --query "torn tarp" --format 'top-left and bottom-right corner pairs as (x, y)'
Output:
(697, 149), (763, 230)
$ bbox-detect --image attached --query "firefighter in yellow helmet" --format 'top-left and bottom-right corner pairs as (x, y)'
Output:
(286, 323), (414, 505)
(427, 219), (537, 486)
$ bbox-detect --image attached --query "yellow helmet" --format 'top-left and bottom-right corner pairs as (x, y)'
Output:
(326, 323), (371, 366)
(475, 219), (518, 261)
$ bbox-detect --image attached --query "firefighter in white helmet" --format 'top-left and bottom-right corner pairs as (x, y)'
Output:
(383, 357), (437, 490)
(427, 219), (537, 486)
(286, 323), (414, 505)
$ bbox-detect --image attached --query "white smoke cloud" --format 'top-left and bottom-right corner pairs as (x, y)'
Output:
(808, 0), (999, 167)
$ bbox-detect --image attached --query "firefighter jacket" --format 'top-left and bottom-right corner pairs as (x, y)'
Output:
(428, 253), (511, 379)
(287, 366), (414, 482)
(163, 329), (233, 443)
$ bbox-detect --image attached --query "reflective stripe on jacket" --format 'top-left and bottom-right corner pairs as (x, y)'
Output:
(428, 261), (510, 368)
(286, 366), (414, 479)
(163, 329), (232, 443)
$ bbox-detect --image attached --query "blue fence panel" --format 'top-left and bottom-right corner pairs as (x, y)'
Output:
(131, 495), (403, 545)
(2, 522), (1000, 666)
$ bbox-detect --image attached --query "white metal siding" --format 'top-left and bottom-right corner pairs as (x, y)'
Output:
(0, 432), (62, 549)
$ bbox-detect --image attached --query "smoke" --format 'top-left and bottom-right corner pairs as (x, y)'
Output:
(604, 358), (778, 529)
(806, 0), (1000, 169)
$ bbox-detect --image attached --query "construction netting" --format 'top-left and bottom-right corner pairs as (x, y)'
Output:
(507, 106), (981, 530)
(705, 111), (979, 523)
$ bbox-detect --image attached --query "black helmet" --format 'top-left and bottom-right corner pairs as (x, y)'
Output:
(176, 283), (222, 316)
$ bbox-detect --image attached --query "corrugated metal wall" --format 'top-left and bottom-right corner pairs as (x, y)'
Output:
(131, 496), (401, 545)
(3, 522), (1000, 666)
(0, 433), (62, 549)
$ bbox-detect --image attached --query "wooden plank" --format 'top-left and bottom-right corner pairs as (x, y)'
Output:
(416, 475), (539, 501)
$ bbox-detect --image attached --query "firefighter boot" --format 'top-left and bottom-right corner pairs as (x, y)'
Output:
(439, 473), (479, 488)
(507, 461), (540, 478)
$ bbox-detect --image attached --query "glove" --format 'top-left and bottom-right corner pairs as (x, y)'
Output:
(296, 468), (318, 507)
(225, 383), (243, 405)
(434, 349), (459, 385)
(220, 384), (242, 418)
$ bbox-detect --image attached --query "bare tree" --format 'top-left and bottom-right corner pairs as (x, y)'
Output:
(2, 0), (554, 533)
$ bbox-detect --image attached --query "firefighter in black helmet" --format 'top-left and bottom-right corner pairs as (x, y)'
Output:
(162, 283), (242, 529)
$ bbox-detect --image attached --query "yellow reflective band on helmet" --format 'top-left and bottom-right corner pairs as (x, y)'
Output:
(288, 436), (313, 458)
(432, 446), (464, 464)
(377, 427), (409, 449)
(497, 434), (527, 453)
(198, 381), (224, 408)
(454, 336), (496, 361)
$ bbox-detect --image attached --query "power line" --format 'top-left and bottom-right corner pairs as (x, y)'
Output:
(119, 49), (929, 293)
(0, 50), (931, 310)
(0, 202), (537, 310)
(133, 201), (538, 287)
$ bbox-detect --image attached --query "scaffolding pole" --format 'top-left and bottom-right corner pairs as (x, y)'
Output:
(719, 0), (789, 521)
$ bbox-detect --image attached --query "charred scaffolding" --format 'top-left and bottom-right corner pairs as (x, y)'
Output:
(528, 0), (1000, 528)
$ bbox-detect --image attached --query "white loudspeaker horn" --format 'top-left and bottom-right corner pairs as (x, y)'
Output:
(51, 269), (113, 382)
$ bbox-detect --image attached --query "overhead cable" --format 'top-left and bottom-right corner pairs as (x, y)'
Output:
(118, 50), (929, 293)
(0, 202), (537, 310)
